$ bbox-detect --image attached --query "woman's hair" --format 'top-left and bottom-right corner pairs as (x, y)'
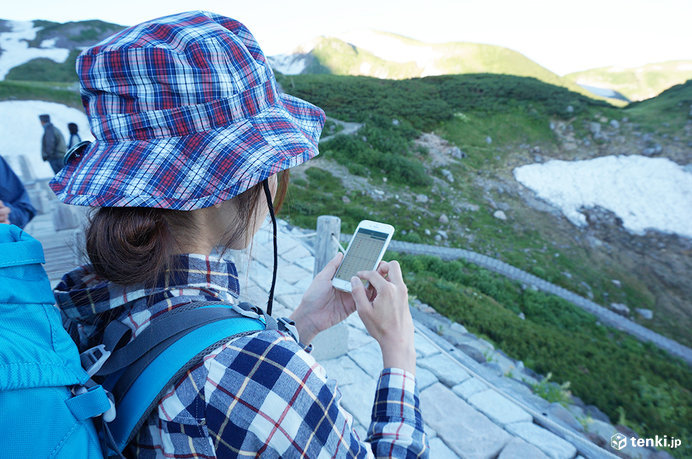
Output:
(67, 123), (79, 135)
(86, 171), (290, 286)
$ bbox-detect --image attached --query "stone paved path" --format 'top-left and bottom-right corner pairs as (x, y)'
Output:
(27, 211), (623, 458)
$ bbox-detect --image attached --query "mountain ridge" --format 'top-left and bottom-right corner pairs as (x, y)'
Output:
(566, 60), (692, 102)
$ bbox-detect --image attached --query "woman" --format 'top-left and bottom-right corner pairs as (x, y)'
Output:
(50, 11), (427, 458)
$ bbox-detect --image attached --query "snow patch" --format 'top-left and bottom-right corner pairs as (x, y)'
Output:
(268, 54), (308, 75)
(0, 21), (70, 80)
(513, 155), (692, 238)
(0, 100), (92, 179)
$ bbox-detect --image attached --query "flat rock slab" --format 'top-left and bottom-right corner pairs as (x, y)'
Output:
(415, 367), (439, 391)
(429, 437), (460, 459)
(415, 331), (442, 357)
(468, 389), (533, 426)
(321, 355), (371, 387)
(418, 353), (471, 387)
(499, 437), (549, 459)
(421, 383), (511, 458)
(506, 422), (577, 459)
(453, 378), (488, 400)
(339, 379), (378, 427)
(349, 341), (384, 377)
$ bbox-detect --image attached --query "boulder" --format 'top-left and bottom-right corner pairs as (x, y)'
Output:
(584, 418), (617, 446)
(440, 169), (454, 183)
(449, 146), (466, 159)
(589, 122), (601, 136)
(493, 210), (507, 221)
(546, 402), (584, 432)
(416, 194), (429, 203)
(439, 214), (449, 224)
(609, 119), (620, 129)
(609, 302), (630, 316)
(635, 308), (654, 320)
(457, 344), (486, 363)
(485, 136), (492, 144)
(584, 404), (611, 423)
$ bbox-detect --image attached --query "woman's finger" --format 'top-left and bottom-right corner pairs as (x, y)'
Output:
(317, 252), (343, 279)
(356, 269), (388, 292)
(350, 277), (372, 313)
(387, 260), (405, 286)
(376, 261), (390, 277)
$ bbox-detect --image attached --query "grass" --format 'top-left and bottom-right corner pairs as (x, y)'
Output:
(6, 50), (81, 83)
(28, 19), (124, 48)
(0, 80), (82, 108)
(624, 79), (692, 136)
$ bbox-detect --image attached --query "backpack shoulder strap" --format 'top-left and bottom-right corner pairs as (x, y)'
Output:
(100, 300), (272, 456)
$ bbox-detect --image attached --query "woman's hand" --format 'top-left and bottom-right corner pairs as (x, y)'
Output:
(290, 252), (356, 345)
(351, 260), (416, 374)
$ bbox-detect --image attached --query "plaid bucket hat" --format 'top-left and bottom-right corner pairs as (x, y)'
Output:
(50, 11), (325, 210)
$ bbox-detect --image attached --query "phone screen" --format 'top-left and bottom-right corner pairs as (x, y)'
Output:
(334, 228), (390, 282)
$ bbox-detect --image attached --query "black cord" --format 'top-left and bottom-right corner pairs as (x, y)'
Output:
(262, 179), (277, 316)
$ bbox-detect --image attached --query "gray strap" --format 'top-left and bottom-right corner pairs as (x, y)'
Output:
(98, 304), (247, 377)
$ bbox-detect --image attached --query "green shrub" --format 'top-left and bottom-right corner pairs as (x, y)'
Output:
(397, 253), (692, 457)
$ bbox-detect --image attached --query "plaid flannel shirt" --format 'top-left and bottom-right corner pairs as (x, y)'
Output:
(55, 254), (428, 458)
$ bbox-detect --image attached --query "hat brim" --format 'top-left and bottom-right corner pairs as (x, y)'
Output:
(50, 94), (325, 210)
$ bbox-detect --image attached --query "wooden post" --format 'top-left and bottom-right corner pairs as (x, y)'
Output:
(313, 215), (341, 275)
(310, 215), (350, 361)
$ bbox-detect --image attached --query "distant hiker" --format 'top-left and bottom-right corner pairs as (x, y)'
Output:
(66, 122), (81, 149)
(49, 11), (428, 458)
(0, 155), (36, 228)
(39, 114), (66, 174)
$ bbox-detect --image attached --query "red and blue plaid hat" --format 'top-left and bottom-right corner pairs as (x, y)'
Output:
(50, 11), (325, 210)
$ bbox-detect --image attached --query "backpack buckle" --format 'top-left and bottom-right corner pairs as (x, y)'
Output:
(80, 344), (112, 377)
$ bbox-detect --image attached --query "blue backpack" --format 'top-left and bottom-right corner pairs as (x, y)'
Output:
(0, 225), (284, 457)
(0, 224), (107, 458)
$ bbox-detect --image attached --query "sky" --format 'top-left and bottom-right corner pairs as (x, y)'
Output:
(2, 0), (691, 75)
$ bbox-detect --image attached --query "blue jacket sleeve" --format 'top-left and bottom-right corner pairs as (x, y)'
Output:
(0, 157), (36, 228)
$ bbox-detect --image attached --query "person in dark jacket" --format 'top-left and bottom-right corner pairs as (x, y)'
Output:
(67, 123), (81, 150)
(0, 156), (36, 228)
(39, 114), (67, 174)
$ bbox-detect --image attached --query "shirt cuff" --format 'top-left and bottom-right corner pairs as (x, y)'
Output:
(371, 368), (423, 428)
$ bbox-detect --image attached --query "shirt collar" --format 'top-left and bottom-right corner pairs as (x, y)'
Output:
(55, 253), (240, 320)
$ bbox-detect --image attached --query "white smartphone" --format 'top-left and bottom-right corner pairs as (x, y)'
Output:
(331, 220), (395, 292)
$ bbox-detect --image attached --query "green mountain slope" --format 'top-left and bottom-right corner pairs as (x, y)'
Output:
(289, 31), (592, 98)
(4, 19), (125, 83)
(565, 60), (692, 101)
